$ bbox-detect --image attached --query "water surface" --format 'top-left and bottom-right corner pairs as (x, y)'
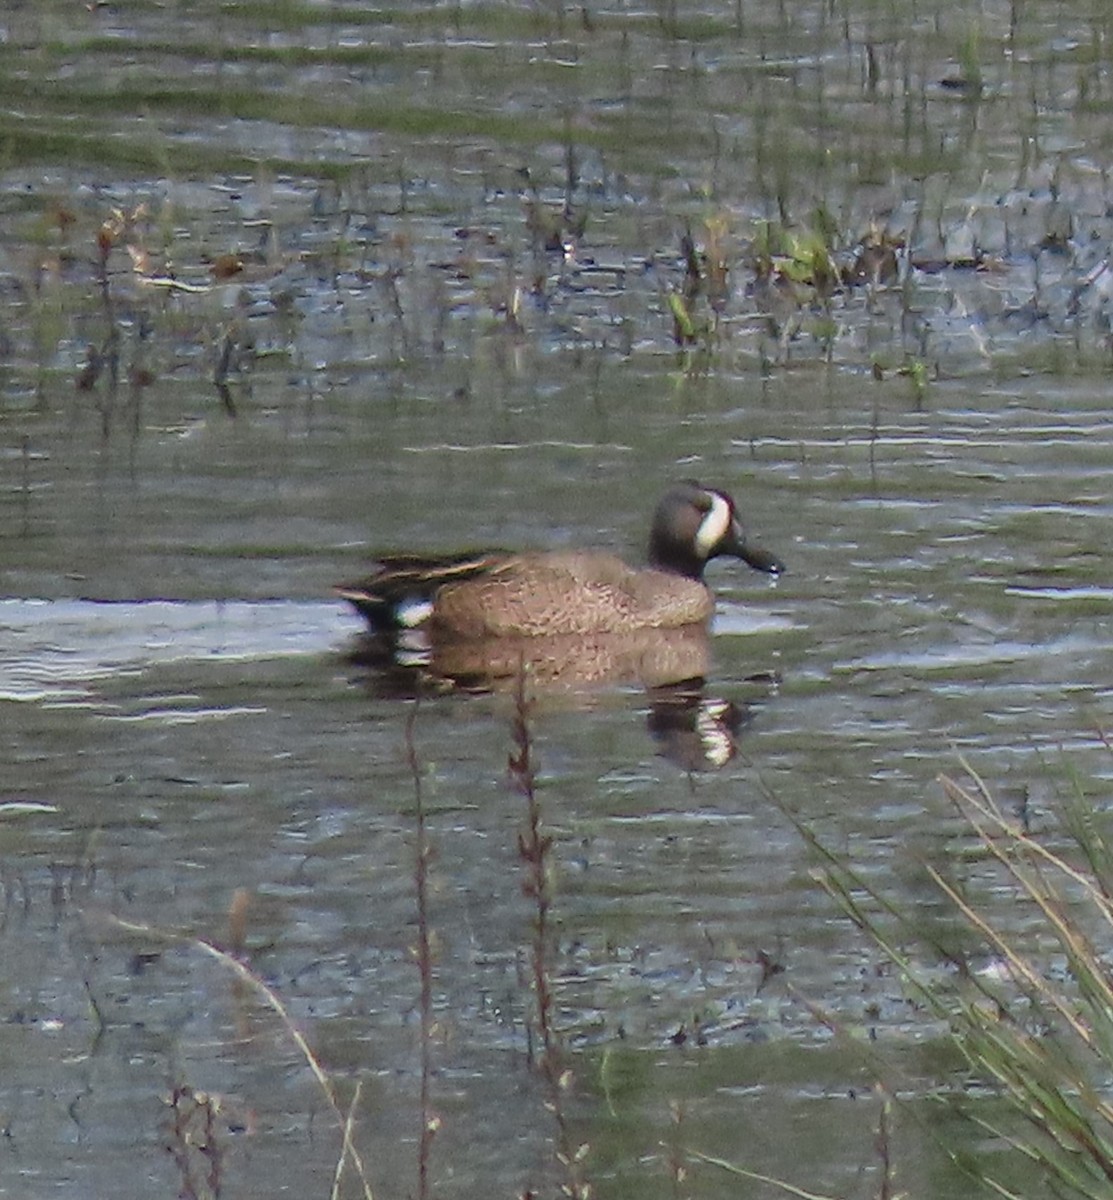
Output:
(3, 2), (1113, 1197)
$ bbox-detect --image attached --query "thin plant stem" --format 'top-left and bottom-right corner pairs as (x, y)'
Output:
(405, 702), (439, 1200)
(104, 914), (375, 1200)
(509, 664), (590, 1200)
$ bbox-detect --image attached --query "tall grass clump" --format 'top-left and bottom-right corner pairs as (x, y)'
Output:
(810, 758), (1113, 1199)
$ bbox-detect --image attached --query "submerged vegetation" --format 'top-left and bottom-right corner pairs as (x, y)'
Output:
(10, 142), (1113, 433)
(6, 0), (1113, 426)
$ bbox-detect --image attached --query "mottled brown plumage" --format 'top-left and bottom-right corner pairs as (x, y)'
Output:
(429, 551), (714, 636)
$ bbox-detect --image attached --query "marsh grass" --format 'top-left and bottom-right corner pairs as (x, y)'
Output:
(74, 704), (1113, 1199)
(103, 911), (375, 1200)
(97, 679), (593, 1200)
(801, 756), (1113, 1199)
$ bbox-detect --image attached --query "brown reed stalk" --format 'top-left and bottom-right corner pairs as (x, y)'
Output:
(508, 665), (591, 1200)
(405, 702), (439, 1200)
(164, 1083), (225, 1200)
(665, 1100), (690, 1200)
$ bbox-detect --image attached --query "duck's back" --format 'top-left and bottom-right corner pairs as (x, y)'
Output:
(432, 550), (713, 638)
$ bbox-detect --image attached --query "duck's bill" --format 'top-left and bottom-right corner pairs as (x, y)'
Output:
(738, 541), (784, 575)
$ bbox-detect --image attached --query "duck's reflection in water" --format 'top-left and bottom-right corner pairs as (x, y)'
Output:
(345, 625), (778, 772)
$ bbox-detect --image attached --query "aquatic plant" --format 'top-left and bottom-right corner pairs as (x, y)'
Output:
(164, 1083), (228, 1200)
(810, 756), (1113, 1199)
(105, 908), (375, 1200)
(405, 705), (439, 1200)
(750, 216), (843, 298)
(510, 667), (593, 1200)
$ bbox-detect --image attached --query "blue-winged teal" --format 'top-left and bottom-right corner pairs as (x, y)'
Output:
(336, 481), (783, 639)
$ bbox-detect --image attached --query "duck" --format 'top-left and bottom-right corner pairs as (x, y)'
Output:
(335, 480), (783, 640)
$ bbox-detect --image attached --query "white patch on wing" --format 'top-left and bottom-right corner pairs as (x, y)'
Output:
(694, 491), (732, 556)
(396, 597), (435, 628)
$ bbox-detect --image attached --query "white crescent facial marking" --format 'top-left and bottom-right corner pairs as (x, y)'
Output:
(694, 491), (732, 557)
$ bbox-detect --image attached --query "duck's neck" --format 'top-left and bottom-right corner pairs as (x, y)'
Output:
(648, 534), (706, 581)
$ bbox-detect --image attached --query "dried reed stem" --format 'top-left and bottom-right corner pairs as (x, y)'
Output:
(509, 665), (591, 1200)
(405, 703), (439, 1200)
(104, 914), (375, 1200)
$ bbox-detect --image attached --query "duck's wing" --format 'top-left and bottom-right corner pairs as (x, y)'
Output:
(335, 551), (507, 629)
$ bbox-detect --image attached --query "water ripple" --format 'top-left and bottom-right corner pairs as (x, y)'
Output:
(0, 599), (357, 702)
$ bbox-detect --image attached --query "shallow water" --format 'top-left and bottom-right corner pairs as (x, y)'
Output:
(3, 2), (1113, 1197)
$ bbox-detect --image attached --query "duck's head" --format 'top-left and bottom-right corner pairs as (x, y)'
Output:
(648, 481), (784, 581)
